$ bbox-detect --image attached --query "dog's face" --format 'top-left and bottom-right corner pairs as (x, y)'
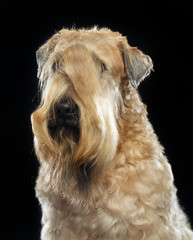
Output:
(31, 28), (153, 190)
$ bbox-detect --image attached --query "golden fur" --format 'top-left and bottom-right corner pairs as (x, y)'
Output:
(31, 27), (193, 239)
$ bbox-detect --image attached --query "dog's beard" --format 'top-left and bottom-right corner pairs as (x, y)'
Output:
(44, 92), (120, 192)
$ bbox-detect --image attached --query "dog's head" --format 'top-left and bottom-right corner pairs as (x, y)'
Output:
(31, 27), (153, 191)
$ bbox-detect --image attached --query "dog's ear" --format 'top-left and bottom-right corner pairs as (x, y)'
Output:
(122, 46), (153, 88)
(36, 46), (52, 79)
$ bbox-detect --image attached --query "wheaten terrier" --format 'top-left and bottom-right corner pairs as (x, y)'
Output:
(31, 27), (193, 239)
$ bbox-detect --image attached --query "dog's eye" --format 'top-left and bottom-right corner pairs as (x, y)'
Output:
(101, 63), (106, 73)
(52, 61), (58, 72)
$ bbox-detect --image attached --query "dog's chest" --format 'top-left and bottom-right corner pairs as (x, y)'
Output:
(39, 192), (128, 240)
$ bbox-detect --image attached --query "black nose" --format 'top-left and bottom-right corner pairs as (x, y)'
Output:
(55, 99), (79, 126)
(57, 101), (75, 117)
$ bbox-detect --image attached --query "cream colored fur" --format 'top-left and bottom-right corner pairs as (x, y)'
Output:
(31, 27), (193, 240)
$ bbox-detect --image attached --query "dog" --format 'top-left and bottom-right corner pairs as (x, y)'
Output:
(31, 27), (193, 239)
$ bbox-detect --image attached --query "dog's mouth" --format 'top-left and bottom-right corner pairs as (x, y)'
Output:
(48, 99), (80, 143)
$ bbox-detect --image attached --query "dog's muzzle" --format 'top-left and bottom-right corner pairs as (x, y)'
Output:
(55, 99), (79, 127)
(48, 99), (80, 142)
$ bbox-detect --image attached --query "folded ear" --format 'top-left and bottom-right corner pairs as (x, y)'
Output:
(122, 46), (153, 88)
(36, 46), (52, 79)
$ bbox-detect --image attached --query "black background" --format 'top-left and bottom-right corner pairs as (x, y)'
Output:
(1, 1), (193, 239)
